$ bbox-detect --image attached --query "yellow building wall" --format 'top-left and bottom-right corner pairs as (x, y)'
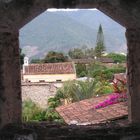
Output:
(23, 74), (76, 82)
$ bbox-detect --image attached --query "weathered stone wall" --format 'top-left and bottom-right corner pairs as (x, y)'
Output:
(1, 120), (140, 140)
(126, 28), (140, 123)
(22, 83), (62, 108)
(0, 31), (21, 129)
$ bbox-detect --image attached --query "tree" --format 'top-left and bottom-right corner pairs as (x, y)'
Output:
(68, 48), (84, 59)
(44, 51), (67, 63)
(107, 53), (126, 63)
(94, 24), (106, 58)
(56, 80), (96, 102)
(30, 59), (43, 64)
(20, 48), (25, 66)
(76, 64), (88, 77)
(85, 48), (95, 58)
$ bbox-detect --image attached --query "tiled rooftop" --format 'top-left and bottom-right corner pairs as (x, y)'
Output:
(24, 62), (75, 75)
(97, 57), (114, 63)
(72, 59), (94, 64)
(56, 95), (128, 125)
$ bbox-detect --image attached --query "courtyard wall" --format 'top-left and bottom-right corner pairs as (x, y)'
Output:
(22, 82), (63, 108)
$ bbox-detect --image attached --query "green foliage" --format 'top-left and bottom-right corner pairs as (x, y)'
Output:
(75, 59), (120, 78)
(76, 64), (88, 77)
(55, 78), (113, 101)
(94, 43), (106, 57)
(46, 97), (63, 122)
(94, 24), (106, 57)
(44, 51), (68, 63)
(68, 48), (85, 59)
(68, 47), (95, 59)
(56, 81), (77, 101)
(88, 62), (126, 81)
(93, 67), (126, 81)
(94, 79), (113, 95)
(22, 99), (45, 122)
(22, 99), (63, 123)
(40, 63), (126, 116)
(84, 48), (95, 58)
(56, 80), (96, 102)
(87, 62), (126, 95)
(107, 53), (126, 63)
(88, 62), (106, 78)
(20, 48), (25, 67)
(75, 80), (96, 101)
(54, 62), (126, 101)
(30, 59), (43, 64)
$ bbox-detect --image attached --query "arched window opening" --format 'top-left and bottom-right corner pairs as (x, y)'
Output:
(20, 8), (127, 125)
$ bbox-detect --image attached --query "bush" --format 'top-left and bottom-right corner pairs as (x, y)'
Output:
(87, 62), (125, 95)
(45, 97), (64, 123)
(107, 53), (126, 63)
(102, 67), (125, 80)
(22, 99), (63, 123)
(88, 62), (106, 78)
(55, 80), (96, 103)
(76, 64), (88, 77)
(94, 80), (114, 95)
(89, 63), (126, 81)
(22, 99), (45, 122)
(75, 80), (96, 101)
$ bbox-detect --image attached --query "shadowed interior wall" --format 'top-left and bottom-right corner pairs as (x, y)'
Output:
(0, 31), (21, 128)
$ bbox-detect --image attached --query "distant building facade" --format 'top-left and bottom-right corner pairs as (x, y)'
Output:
(22, 57), (76, 82)
(72, 58), (94, 65)
(72, 57), (114, 65)
(96, 57), (114, 64)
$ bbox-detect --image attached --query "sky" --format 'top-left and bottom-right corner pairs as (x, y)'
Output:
(47, 8), (97, 12)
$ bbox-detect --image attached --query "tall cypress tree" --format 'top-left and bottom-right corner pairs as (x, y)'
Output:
(94, 24), (106, 58)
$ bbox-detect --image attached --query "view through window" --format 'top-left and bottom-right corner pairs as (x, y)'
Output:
(20, 9), (127, 125)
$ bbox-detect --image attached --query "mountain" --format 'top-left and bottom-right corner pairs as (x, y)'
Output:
(19, 9), (126, 59)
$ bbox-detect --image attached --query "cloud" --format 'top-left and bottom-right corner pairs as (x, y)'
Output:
(23, 46), (39, 58)
(47, 8), (97, 12)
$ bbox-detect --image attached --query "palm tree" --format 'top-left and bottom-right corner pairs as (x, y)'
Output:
(56, 80), (96, 103)
(74, 80), (96, 101)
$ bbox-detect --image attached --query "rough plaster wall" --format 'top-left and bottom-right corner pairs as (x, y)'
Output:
(0, 31), (21, 128)
(23, 74), (76, 82)
(2, 0), (140, 29)
(22, 83), (58, 108)
(1, 122), (140, 140)
(126, 28), (140, 123)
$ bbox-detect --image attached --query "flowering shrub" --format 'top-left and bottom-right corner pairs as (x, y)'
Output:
(94, 79), (127, 109)
(113, 79), (127, 93)
(94, 93), (127, 109)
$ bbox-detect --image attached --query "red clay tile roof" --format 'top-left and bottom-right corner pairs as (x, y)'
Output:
(56, 95), (128, 125)
(97, 57), (114, 63)
(24, 62), (75, 75)
(72, 59), (94, 64)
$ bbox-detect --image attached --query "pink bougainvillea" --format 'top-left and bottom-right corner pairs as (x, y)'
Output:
(93, 78), (127, 109)
(94, 93), (127, 109)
